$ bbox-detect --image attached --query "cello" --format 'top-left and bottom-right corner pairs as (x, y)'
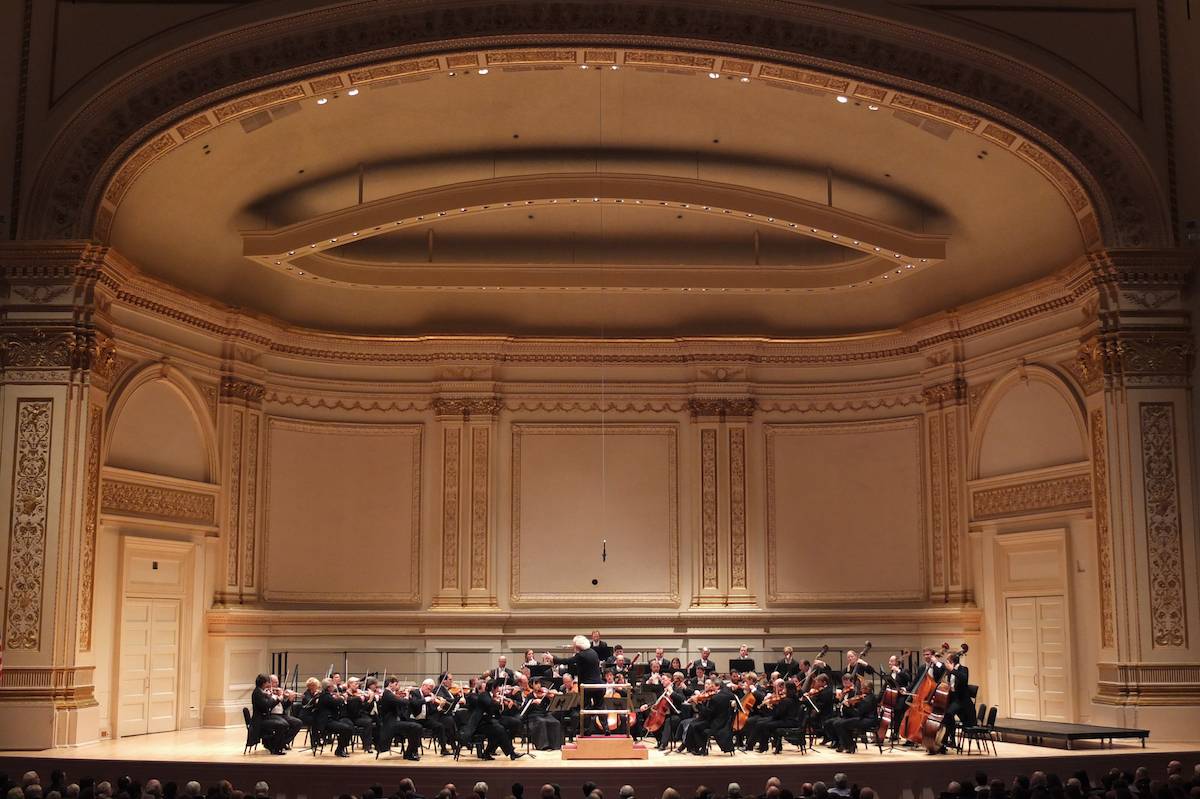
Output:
(920, 643), (968, 753)
(897, 642), (951, 747)
(643, 690), (677, 734)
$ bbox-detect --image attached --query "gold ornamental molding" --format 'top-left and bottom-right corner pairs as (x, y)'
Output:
(699, 428), (719, 591)
(1095, 662), (1200, 706)
(78, 404), (104, 652)
(1090, 410), (1117, 650)
(221, 377), (267, 404)
(968, 463), (1092, 521)
(100, 469), (220, 528)
(4, 399), (53, 651)
(688, 397), (757, 420)
(0, 666), (98, 707)
(1140, 403), (1188, 648)
(92, 45), (1102, 256)
(1076, 332), (1193, 391)
(433, 396), (504, 420)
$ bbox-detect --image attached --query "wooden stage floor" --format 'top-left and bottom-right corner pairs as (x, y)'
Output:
(3, 729), (1197, 799)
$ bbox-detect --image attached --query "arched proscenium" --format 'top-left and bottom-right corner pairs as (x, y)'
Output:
(242, 173), (948, 286)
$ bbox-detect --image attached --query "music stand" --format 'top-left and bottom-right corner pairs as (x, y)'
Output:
(729, 658), (756, 674)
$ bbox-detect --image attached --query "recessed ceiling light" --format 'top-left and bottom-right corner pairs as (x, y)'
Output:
(868, 104), (880, 111)
(836, 95), (849, 103)
(740, 77), (750, 83)
(477, 68), (489, 75)
(708, 72), (720, 79)
(610, 64), (619, 70)
(316, 97), (328, 105)
(448, 71), (456, 76)
(580, 64), (590, 70)
(287, 250), (294, 255)
(347, 88), (359, 96)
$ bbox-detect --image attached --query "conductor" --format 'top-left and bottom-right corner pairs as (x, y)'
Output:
(545, 635), (605, 735)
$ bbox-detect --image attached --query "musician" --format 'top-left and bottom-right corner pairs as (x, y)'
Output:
(774, 647), (801, 679)
(604, 644), (627, 668)
(689, 647), (716, 679)
(490, 656), (517, 686)
(732, 644), (757, 674)
(648, 648), (670, 672)
(415, 678), (457, 754)
(827, 675), (879, 753)
(331, 672), (346, 692)
(555, 673), (581, 739)
(844, 650), (876, 679)
(343, 677), (377, 753)
(899, 648), (944, 746)
(595, 669), (630, 735)
(314, 678), (354, 757)
(749, 679), (799, 754)
(823, 674), (859, 745)
(669, 656), (684, 674)
(732, 672), (767, 750)
(522, 679), (565, 750)
(883, 655), (912, 692)
(611, 654), (631, 679)
(546, 635), (604, 735)
(267, 674), (302, 748)
(461, 680), (525, 760)
(796, 673), (833, 736)
(251, 674), (291, 755)
(298, 677), (322, 728)
(523, 649), (539, 668)
(378, 678), (422, 760)
(589, 630), (613, 663)
(940, 653), (975, 753)
(642, 659), (668, 694)
(683, 678), (736, 755)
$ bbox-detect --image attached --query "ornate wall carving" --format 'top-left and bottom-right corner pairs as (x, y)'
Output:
(225, 409), (243, 586)
(433, 397), (503, 420)
(100, 479), (218, 526)
(689, 398), (756, 420)
(699, 428), (719, 590)
(1096, 662), (1200, 705)
(947, 415), (962, 586)
(78, 404), (102, 652)
(441, 427), (461, 590)
(469, 427), (489, 591)
(970, 474), (1093, 520)
(1090, 409), (1117, 649)
(221, 378), (266, 404)
(728, 427), (748, 591)
(1140, 403), (1188, 648)
(4, 399), (53, 650)
(929, 414), (945, 589)
(242, 414), (259, 588)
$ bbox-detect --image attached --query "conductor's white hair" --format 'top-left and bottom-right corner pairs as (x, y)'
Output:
(573, 634), (590, 649)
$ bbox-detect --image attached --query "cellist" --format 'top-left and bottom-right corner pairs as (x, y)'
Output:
(732, 672), (767, 750)
(940, 652), (975, 753)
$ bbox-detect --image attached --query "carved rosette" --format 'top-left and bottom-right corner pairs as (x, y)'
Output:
(433, 397), (503, 421)
(469, 427), (489, 591)
(922, 378), (966, 409)
(78, 405), (103, 651)
(688, 397), (756, 420)
(243, 414), (260, 588)
(4, 400), (53, 650)
(728, 427), (748, 591)
(226, 409), (243, 586)
(1090, 410), (1117, 649)
(699, 428), (719, 590)
(1139, 403), (1188, 648)
(441, 428), (461, 590)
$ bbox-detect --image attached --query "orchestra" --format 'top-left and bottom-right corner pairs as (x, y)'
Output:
(248, 637), (980, 761)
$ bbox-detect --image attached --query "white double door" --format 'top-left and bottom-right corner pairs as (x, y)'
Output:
(1005, 594), (1069, 721)
(118, 598), (180, 737)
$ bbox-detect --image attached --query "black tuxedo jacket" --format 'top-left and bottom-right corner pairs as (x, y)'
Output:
(554, 647), (603, 685)
(251, 687), (280, 719)
(689, 658), (716, 677)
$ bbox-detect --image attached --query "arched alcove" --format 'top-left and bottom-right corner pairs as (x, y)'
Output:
(106, 366), (215, 482)
(974, 367), (1087, 479)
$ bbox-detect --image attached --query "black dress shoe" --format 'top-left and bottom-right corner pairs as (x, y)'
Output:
(404, 753), (420, 761)
(510, 752), (526, 760)
(335, 748), (349, 758)
(480, 753), (495, 760)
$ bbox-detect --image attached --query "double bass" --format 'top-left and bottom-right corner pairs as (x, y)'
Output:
(921, 643), (968, 753)
(898, 642), (967, 752)
(875, 649), (911, 742)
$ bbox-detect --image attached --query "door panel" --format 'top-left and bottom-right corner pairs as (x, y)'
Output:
(1005, 596), (1039, 719)
(1006, 594), (1070, 721)
(1036, 596), (1069, 721)
(118, 598), (179, 736)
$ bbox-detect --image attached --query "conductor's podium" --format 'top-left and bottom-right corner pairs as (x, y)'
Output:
(561, 736), (650, 760)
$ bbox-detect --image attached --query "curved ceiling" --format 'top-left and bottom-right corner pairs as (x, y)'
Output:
(108, 48), (1085, 337)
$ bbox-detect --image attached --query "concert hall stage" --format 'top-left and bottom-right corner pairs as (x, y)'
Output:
(3, 729), (1197, 799)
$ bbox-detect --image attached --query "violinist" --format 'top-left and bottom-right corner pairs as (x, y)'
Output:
(251, 673), (292, 755)
(330, 672), (346, 693)
(343, 677), (377, 754)
(460, 679), (525, 760)
(298, 677), (322, 729)
(748, 679), (799, 754)
(796, 673), (833, 736)
(314, 677), (354, 757)
(522, 678), (564, 750)
(497, 675), (526, 739)
(732, 672), (767, 750)
(683, 677), (736, 755)
(941, 653), (975, 753)
(414, 678), (457, 755)
(554, 673), (581, 738)
(267, 673), (302, 748)
(822, 673), (859, 744)
(827, 675), (878, 753)
(378, 677), (422, 760)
